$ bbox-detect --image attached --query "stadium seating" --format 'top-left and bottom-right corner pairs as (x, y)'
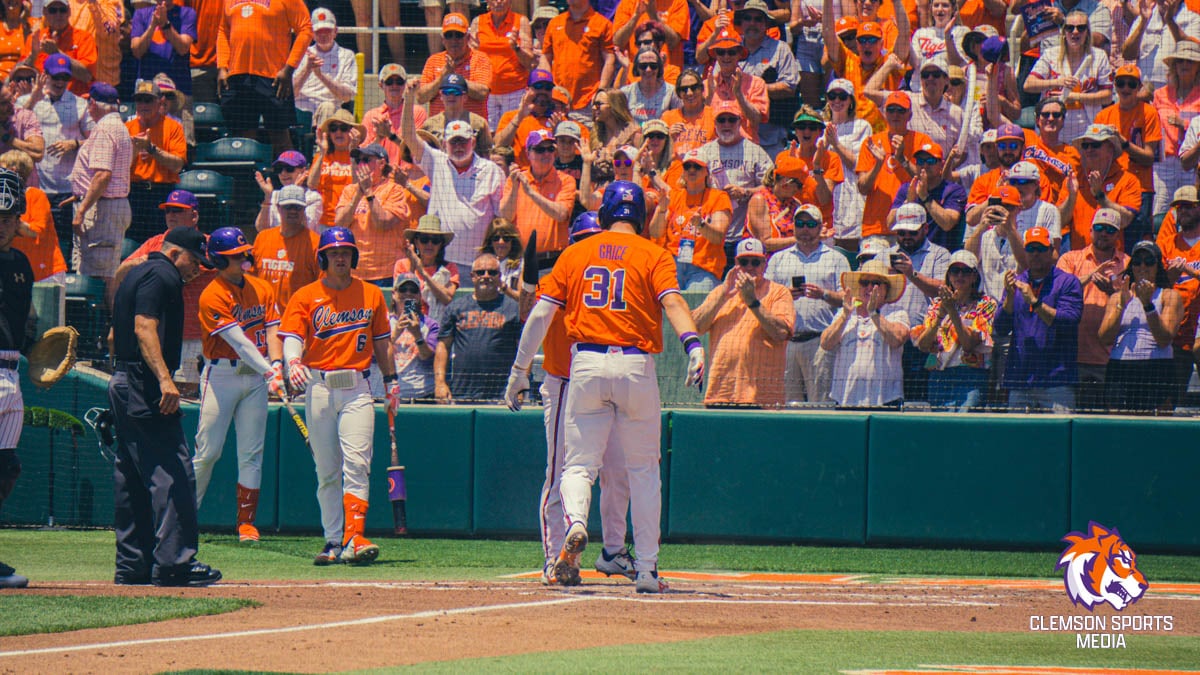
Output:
(62, 273), (109, 360)
(192, 102), (229, 145)
(191, 138), (272, 227)
(175, 169), (235, 232)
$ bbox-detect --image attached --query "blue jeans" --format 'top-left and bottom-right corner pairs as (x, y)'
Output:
(928, 366), (989, 412)
(676, 261), (717, 291)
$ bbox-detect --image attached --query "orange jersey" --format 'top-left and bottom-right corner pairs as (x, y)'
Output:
(845, 53), (900, 133)
(540, 230), (679, 354)
(336, 181), (417, 282)
(501, 167), (577, 253)
(24, 25), (96, 97)
(958, 0), (1008, 37)
(198, 273), (279, 360)
(661, 186), (733, 279)
(1094, 102), (1161, 193)
(419, 48), (492, 120)
(126, 115), (187, 183)
(183, 0), (221, 67)
(1023, 136), (1080, 195)
(12, 187), (65, 281)
(1067, 165), (1142, 250)
(472, 10), (528, 96)
(539, 293), (572, 379)
(250, 225), (321, 310)
(70, 0), (123, 86)
(780, 148), (845, 226)
(314, 150), (353, 227)
(279, 277), (390, 371)
(543, 8), (613, 110)
(662, 106), (714, 160)
(613, 0), (689, 76)
(855, 130), (933, 238)
(217, 0), (312, 78)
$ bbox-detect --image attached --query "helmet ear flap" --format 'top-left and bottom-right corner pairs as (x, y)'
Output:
(318, 250), (328, 271)
(212, 254), (229, 270)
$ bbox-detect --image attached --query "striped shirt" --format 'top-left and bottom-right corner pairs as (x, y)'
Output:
(71, 112), (131, 199)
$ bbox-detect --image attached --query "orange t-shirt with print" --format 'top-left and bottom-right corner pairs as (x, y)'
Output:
(612, 0), (689, 77)
(250, 225), (321, 312)
(336, 181), (415, 282)
(1093, 102), (1161, 193)
(473, 10), (528, 97)
(846, 52), (901, 133)
(1068, 166), (1142, 249)
(279, 277), (391, 371)
(315, 150), (353, 228)
(854, 130), (933, 238)
(661, 106), (715, 160)
(777, 148), (844, 226)
(501, 168), (578, 253)
(126, 115), (187, 183)
(70, 0), (123, 86)
(12, 187), (65, 281)
(662, 185), (734, 279)
(217, 0), (313, 77)
(198, 273), (279, 361)
(542, 8), (613, 110)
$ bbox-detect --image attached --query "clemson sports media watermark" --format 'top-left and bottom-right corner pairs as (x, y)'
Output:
(1028, 521), (1174, 648)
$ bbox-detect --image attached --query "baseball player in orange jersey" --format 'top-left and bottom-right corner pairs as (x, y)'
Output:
(192, 227), (286, 543)
(279, 227), (399, 565)
(506, 181), (706, 593)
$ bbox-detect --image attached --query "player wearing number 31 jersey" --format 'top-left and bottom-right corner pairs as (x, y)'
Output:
(506, 181), (706, 594)
(193, 227), (284, 544)
(280, 227), (398, 566)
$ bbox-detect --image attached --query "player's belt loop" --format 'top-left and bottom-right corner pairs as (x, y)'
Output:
(574, 343), (647, 356)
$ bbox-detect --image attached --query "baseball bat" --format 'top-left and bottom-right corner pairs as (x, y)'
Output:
(280, 393), (312, 456)
(386, 406), (407, 535)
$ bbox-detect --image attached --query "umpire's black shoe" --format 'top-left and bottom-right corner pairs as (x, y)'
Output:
(113, 571), (152, 585)
(152, 561), (222, 588)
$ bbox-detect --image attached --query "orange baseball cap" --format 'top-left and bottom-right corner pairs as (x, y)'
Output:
(442, 12), (468, 32)
(858, 21), (884, 39)
(708, 26), (748, 59)
(991, 185), (1021, 207)
(551, 85), (570, 106)
(774, 154), (810, 181)
(835, 16), (858, 36)
(1115, 64), (1142, 81)
(713, 100), (743, 118)
(1024, 226), (1052, 247)
(913, 141), (943, 160)
(884, 91), (911, 110)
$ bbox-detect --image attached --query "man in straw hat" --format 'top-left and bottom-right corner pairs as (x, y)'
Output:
(1063, 123), (1141, 251)
(820, 256), (910, 408)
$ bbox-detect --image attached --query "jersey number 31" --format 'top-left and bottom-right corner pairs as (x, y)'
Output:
(582, 266), (627, 311)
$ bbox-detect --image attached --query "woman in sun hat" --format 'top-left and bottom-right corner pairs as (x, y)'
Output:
(394, 214), (460, 325)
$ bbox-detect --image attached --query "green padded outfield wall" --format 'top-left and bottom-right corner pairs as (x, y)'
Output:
(1071, 417), (1200, 551)
(668, 411), (869, 543)
(867, 415), (1072, 547)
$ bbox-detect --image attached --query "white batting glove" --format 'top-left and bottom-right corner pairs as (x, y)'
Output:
(386, 381), (403, 412)
(504, 366), (531, 412)
(287, 357), (311, 391)
(685, 347), (705, 390)
(266, 361), (286, 398)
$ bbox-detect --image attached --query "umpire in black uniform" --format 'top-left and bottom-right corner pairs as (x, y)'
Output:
(109, 226), (221, 587)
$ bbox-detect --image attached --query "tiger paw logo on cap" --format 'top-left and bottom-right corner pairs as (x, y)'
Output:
(1056, 521), (1148, 611)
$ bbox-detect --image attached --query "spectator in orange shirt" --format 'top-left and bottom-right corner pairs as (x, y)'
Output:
(183, 0), (222, 102)
(216, 0), (312, 155)
(19, 0), (95, 97)
(855, 92), (934, 240)
(696, 0), (782, 68)
(613, 0), (689, 78)
(1155, 186), (1200, 401)
(420, 74), (493, 156)
(334, 144), (414, 286)
(1024, 97), (1081, 201)
(702, 25), (768, 143)
(307, 109), (360, 229)
(1062, 124), (1141, 251)
(823, 0), (906, 133)
(361, 64), (428, 168)
(420, 0), (478, 57)
(470, 0), (535, 129)
(500, 130), (578, 258)
(1094, 64), (1161, 250)
(494, 69), (560, 168)
(966, 122), (1061, 229)
(647, 149), (734, 290)
(126, 80), (186, 243)
(251, 184), (320, 311)
(0, 0), (37, 82)
(662, 68), (714, 160)
(627, 21), (682, 85)
(2, 149), (65, 284)
(417, 13), (492, 121)
(539, 0), (615, 115)
(69, 0), (123, 87)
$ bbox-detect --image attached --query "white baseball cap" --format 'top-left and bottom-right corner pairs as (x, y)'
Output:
(827, 78), (855, 97)
(735, 238), (766, 258)
(444, 120), (474, 141)
(311, 7), (336, 31)
(554, 120), (582, 140)
(892, 203), (927, 231)
(1008, 161), (1040, 181)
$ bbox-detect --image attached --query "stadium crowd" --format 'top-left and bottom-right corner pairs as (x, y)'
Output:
(10, 0), (1200, 414)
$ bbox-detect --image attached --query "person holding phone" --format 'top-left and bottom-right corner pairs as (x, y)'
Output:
(389, 273), (440, 402)
(888, 203), (951, 402)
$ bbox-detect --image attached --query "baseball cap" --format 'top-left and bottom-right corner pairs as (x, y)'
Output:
(995, 122), (1025, 142)
(274, 150), (308, 169)
(981, 129), (998, 145)
(444, 120), (474, 141)
(948, 65), (965, 81)
(681, 149), (707, 169)
(159, 189), (198, 210)
(884, 91), (911, 110)
(532, 5), (559, 22)
(980, 35), (1008, 63)
(835, 15), (858, 36)
(713, 100), (743, 118)
(528, 69), (555, 88)
(526, 129), (556, 151)
(1073, 124), (1123, 153)
(89, 82), (119, 104)
(827, 78), (854, 96)
(442, 12), (468, 32)
(892, 203), (927, 230)
(614, 144), (639, 162)
(1008, 161), (1040, 181)
(379, 63), (407, 83)
(1131, 241), (1162, 259)
(858, 235), (890, 261)
(913, 141), (943, 161)
(551, 86), (571, 106)
(774, 154), (809, 181)
(919, 55), (949, 75)
(153, 73), (178, 96)
(794, 203), (822, 222)
(277, 185), (308, 207)
(163, 226), (214, 268)
(554, 120), (582, 140)
(351, 143), (388, 160)
(642, 118), (668, 136)
(948, 249), (979, 270)
(132, 80), (161, 101)
(441, 74), (467, 95)
(8, 62), (34, 80)
(1172, 185), (1200, 205)
(1115, 64), (1143, 81)
(990, 185), (1021, 207)
(1023, 227), (1052, 247)
(42, 53), (71, 77)
(736, 238), (766, 259)
(43, 0), (67, 6)
(311, 7), (336, 31)
(858, 21), (884, 39)
(1092, 207), (1123, 228)
(394, 272), (421, 290)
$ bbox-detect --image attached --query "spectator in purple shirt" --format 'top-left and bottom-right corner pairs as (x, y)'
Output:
(995, 226), (1083, 413)
(888, 141), (966, 251)
(130, 0), (197, 97)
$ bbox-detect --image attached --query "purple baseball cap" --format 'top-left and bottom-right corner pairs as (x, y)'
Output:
(43, 53), (71, 78)
(981, 35), (1008, 63)
(88, 82), (119, 104)
(528, 69), (554, 88)
(159, 189), (198, 210)
(525, 129), (555, 151)
(995, 122), (1025, 142)
(274, 150), (307, 168)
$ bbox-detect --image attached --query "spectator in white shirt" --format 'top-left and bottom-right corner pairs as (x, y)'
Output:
(293, 8), (357, 129)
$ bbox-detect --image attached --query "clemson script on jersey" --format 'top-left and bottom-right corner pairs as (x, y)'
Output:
(279, 279), (390, 372)
(198, 274), (280, 361)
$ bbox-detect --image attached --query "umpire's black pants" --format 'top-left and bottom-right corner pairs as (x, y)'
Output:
(109, 369), (199, 582)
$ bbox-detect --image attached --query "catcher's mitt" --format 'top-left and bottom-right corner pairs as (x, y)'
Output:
(28, 326), (79, 388)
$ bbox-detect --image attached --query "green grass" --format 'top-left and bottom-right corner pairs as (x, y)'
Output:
(4, 529), (1200, 583)
(361, 630), (1200, 673)
(0, 595), (256, 636)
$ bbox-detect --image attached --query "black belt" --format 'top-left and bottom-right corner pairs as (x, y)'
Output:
(575, 343), (647, 355)
(317, 369), (371, 380)
(790, 332), (822, 343)
(0, 359), (17, 370)
(113, 360), (145, 372)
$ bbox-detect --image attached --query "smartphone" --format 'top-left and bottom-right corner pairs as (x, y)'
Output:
(791, 276), (806, 289)
(890, 254), (903, 267)
(988, 197), (1002, 207)
(403, 299), (421, 317)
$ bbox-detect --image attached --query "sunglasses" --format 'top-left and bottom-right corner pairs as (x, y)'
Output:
(1115, 78), (1141, 89)
(12, 75), (33, 83)
(678, 83), (702, 94)
(683, 162), (706, 171)
(738, 13), (767, 22)
(384, 78), (405, 86)
(472, 268), (500, 276)
(857, 36), (880, 45)
(795, 219), (821, 229)
(417, 235), (443, 244)
(714, 48), (742, 57)
(884, 106), (908, 114)
(50, 74), (71, 82)
(1092, 223), (1119, 234)
(636, 38), (657, 46)
(1063, 24), (1089, 32)
(948, 266), (975, 275)
(645, 133), (668, 141)
(948, 79), (965, 86)
(530, 144), (556, 155)
(795, 123), (823, 132)
(1024, 244), (1051, 253)
(827, 91), (850, 101)
(440, 88), (464, 96)
(45, 5), (67, 13)
(839, 33), (857, 42)
(530, 82), (554, 91)
(861, 280), (887, 287)
(995, 141), (1021, 151)
(736, 258), (763, 267)
(491, 234), (516, 242)
(613, 158), (633, 166)
(1131, 256), (1157, 266)
(1008, 178), (1035, 186)
(637, 62), (660, 72)
(715, 116), (740, 124)
(328, 123), (351, 133)
(354, 156), (374, 164)
(274, 165), (300, 173)
(915, 155), (940, 166)
(1080, 141), (1104, 150)
(1038, 110), (1064, 119)
(443, 31), (466, 39)
(164, 206), (191, 214)
(921, 70), (945, 80)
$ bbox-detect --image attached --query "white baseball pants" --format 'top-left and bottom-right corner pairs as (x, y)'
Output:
(192, 361), (269, 506)
(306, 375), (374, 544)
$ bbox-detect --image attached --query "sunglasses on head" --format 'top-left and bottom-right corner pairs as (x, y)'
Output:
(995, 141), (1021, 151)
(637, 62), (660, 71)
(472, 268), (500, 276)
(795, 219), (821, 229)
(915, 155), (940, 166)
(1063, 24), (1089, 32)
(677, 83), (702, 94)
(417, 235), (442, 244)
(716, 115), (740, 124)
(1115, 78), (1141, 89)
(1080, 141), (1104, 150)
(1132, 256), (1157, 266)
(1024, 244), (1051, 253)
(328, 123), (351, 133)
(921, 70), (945, 80)
(827, 91), (850, 101)
(884, 106), (908, 114)
(736, 257), (762, 267)
(857, 36), (880, 45)
(714, 48), (742, 57)
(1093, 223), (1119, 234)
(384, 77), (405, 86)
(1038, 110), (1064, 119)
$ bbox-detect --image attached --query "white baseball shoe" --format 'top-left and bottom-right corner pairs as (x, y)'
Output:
(313, 542), (343, 566)
(595, 547), (637, 581)
(635, 568), (668, 594)
(541, 562), (556, 585)
(553, 521), (588, 587)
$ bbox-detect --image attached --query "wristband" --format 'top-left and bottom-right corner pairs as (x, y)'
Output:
(414, 338), (426, 346)
(388, 133), (400, 143)
(383, 373), (398, 384)
(271, 360), (282, 367)
(680, 331), (702, 354)
(1143, 302), (1156, 313)
(746, 298), (761, 309)
(365, 194), (375, 202)
(1031, 298), (1043, 310)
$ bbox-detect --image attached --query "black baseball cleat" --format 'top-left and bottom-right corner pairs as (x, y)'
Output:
(0, 561), (28, 589)
(152, 561), (222, 587)
(113, 571), (152, 586)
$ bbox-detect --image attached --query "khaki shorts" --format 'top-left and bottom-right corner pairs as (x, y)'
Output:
(73, 197), (131, 278)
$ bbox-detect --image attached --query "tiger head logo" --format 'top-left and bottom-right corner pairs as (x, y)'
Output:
(1055, 521), (1148, 611)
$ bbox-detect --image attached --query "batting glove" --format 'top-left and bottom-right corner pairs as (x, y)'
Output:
(266, 361), (286, 398)
(287, 357), (311, 391)
(685, 347), (705, 390)
(386, 382), (403, 412)
(504, 366), (530, 412)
